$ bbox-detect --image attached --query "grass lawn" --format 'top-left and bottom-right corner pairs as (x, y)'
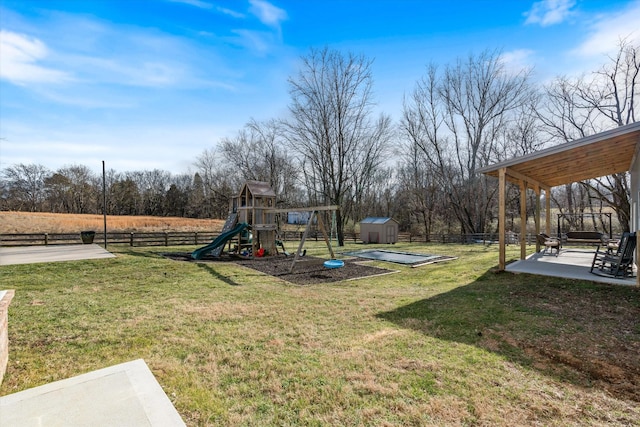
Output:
(1, 242), (639, 426)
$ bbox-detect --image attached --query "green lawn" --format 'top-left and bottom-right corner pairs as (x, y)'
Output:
(1, 242), (639, 426)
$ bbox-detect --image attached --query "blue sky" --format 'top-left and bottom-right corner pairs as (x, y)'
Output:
(1, 0), (639, 174)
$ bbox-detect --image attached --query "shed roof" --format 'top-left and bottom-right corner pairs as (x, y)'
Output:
(476, 121), (640, 188)
(360, 217), (397, 225)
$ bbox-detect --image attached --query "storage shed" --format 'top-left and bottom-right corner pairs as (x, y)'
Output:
(359, 217), (399, 244)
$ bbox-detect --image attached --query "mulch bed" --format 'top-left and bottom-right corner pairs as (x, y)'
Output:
(163, 253), (395, 285)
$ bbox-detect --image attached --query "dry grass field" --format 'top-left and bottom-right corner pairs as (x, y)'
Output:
(0, 211), (224, 234)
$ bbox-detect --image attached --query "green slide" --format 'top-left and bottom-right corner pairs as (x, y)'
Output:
(191, 222), (249, 260)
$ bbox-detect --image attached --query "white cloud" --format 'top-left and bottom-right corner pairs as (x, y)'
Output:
(217, 6), (245, 19)
(32, 88), (136, 108)
(249, 0), (287, 30)
(0, 119), (228, 174)
(166, 0), (213, 10)
(572, 1), (640, 58)
(231, 29), (274, 55)
(0, 30), (71, 85)
(167, 1), (245, 19)
(501, 49), (536, 74)
(524, 0), (576, 26)
(3, 16), (236, 92)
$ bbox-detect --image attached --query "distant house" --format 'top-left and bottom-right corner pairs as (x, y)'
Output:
(359, 217), (399, 244)
(287, 211), (312, 225)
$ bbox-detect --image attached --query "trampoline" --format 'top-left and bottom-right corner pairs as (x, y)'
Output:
(341, 249), (456, 267)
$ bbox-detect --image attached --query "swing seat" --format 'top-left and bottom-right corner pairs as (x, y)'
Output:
(324, 259), (344, 269)
(563, 231), (605, 246)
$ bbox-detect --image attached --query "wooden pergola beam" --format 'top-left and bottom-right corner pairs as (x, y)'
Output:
(520, 181), (527, 260)
(497, 167), (553, 270)
(269, 205), (339, 214)
(546, 190), (551, 235)
(504, 167), (551, 193)
(535, 186), (541, 252)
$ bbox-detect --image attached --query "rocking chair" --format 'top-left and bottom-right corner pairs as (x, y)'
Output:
(590, 232), (636, 278)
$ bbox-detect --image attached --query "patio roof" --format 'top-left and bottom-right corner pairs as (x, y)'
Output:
(477, 121), (640, 188)
(477, 121), (640, 285)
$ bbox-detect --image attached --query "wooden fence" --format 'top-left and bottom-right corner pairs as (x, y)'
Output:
(282, 232), (521, 244)
(0, 231), (218, 247)
(0, 231), (529, 247)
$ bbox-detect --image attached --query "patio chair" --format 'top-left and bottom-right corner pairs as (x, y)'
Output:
(537, 233), (560, 256)
(590, 232), (636, 278)
(591, 232), (627, 267)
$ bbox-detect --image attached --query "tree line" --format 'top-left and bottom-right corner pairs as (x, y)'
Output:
(2, 40), (638, 245)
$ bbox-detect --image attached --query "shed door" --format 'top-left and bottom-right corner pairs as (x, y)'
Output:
(386, 225), (395, 243)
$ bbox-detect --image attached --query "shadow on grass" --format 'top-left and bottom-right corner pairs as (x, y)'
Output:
(196, 262), (241, 286)
(377, 269), (640, 402)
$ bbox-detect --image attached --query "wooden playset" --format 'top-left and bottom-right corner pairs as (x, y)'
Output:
(191, 180), (339, 272)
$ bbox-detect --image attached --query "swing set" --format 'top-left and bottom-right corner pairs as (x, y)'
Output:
(272, 205), (340, 273)
(556, 212), (613, 239)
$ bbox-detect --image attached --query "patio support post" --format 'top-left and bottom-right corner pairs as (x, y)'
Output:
(520, 181), (527, 260)
(545, 188), (551, 236)
(534, 186), (541, 252)
(499, 168), (506, 271)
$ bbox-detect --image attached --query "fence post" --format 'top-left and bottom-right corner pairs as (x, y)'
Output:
(164, 232), (168, 246)
(130, 232), (134, 247)
(195, 232), (198, 245)
(44, 233), (48, 245)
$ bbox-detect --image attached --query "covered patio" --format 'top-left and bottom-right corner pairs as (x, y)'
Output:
(477, 121), (640, 286)
(506, 248), (637, 286)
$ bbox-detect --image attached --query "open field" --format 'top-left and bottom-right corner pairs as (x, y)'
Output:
(1, 242), (639, 425)
(0, 211), (224, 234)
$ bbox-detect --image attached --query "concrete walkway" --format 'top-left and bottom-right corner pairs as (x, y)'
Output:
(0, 244), (115, 266)
(0, 359), (185, 426)
(506, 248), (637, 286)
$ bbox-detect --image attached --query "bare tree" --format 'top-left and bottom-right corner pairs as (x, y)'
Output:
(140, 169), (171, 215)
(2, 163), (50, 211)
(110, 177), (140, 215)
(396, 146), (444, 240)
(54, 165), (99, 214)
(580, 37), (638, 126)
(540, 38), (639, 232)
(102, 168), (122, 215)
(220, 119), (301, 207)
(284, 47), (392, 245)
(401, 51), (533, 235)
(193, 148), (236, 218)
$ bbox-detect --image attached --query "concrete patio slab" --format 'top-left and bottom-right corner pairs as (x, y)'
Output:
(0, 244), (115, 266)
(0, 359), (185, 426)
(506, 248), (636, 286)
